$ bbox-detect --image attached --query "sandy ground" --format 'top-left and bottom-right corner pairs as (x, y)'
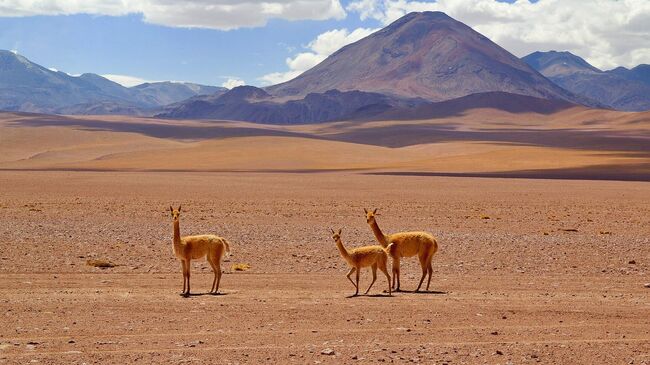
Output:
(0, 171), (649, 364)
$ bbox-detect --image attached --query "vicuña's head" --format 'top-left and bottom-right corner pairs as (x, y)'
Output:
(170, 205), (182, 221)
(330, 228), (342, 242)
(364, 208), (378, 224)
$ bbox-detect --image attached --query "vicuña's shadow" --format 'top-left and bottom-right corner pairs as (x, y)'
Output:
(388, 289), (447, 295)
(345, 293), (393, 298)
(180, 292), (229, 298)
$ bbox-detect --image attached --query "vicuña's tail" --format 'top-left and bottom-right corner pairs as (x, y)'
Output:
(385, 242), (398, 257)
(222, 239), (231, 257)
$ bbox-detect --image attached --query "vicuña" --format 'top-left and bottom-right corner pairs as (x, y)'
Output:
(170, 205), (231, 297)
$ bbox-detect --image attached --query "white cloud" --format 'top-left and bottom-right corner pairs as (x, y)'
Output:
(101, 74), (153, 87)
(0, 0), (346, 30)
(346, 0), (650, 69)
(222, 78), (246, 89)
(10, 49), (17, 54)
(259, 27), (379, 85)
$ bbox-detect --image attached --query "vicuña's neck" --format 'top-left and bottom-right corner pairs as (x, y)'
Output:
(335, 239), (352, 263)
(173, 219), (181, 244)
(370, 220), (388, 247)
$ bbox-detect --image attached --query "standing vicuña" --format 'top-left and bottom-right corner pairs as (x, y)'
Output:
(330, 228), (392, 297)
(170, 205), (231, 297)
(364, 208), (438, 292)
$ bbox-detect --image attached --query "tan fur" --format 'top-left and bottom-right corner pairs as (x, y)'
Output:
(330, 228), (391, 297)
(364, 208), (438, 292)
(170, 205), (231, 296)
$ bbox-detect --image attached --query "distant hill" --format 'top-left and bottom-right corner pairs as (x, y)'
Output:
(158, 85), (575, 124)
(0, 50), (224, 114)
(523, 51), (650, 111)
(266, 12), (588, 106)
(158, 86), (426, 124)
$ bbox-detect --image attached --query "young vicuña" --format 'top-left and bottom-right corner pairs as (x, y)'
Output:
(330, 228), (392, 297)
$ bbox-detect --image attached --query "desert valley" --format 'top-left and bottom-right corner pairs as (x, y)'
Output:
(1, 7), (649, 365)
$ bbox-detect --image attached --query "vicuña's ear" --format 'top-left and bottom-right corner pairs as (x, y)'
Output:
(330, 228), (335, 234)
(178, 205), (182, 212)
(169, 206), (173, 213)
(364, 208), (368, 214)
(373, 208), (378, 214)
(337, 228), (342, 235)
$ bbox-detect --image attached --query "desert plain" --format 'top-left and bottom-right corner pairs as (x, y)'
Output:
(0, 108), (649, 364)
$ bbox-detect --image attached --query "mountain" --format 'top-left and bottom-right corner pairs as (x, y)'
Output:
(523, 51), (650, 111)
(131, 82), (224, 106)
(522, 51), (601, 77)
(266, 11), (587, 105)
(0, 50), (224, 114)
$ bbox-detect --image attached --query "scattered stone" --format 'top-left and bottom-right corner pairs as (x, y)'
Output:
(490, 331), (499, 335)
(68, 339), (75, 344)
(644, 283), (650, 288)
(321, 348), (335, 356)
(495, 350), (503, 355)
(628, 260), (636, 265)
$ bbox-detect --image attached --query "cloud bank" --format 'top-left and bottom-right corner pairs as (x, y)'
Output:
(222, 78), (246, 89)
(347, 0), (650, 69)
(260, 27), (378, 85)
(0, 0), (346, 30)
(102, 74), (153, 87)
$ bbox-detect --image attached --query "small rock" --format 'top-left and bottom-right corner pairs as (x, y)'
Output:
(495, 350), (503, 355)
(644, 283), (650, 288)
(628, 260), (636, 265)
(321, 348), (335, 356)
(68, 340), (75, 344)
(490, 331), (498, 335)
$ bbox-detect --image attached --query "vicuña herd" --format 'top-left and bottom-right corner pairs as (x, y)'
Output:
(170, 206), (438, 297)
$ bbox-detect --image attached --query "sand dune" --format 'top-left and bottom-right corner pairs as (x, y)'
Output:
(1, 108), (648, 179)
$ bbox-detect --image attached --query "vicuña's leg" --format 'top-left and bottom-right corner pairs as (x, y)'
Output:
(365, 263), (378, 294)
(415, 252), (428, 292)
(208, 256), (218, 294)
(181, 260), (187, 294)
(346, 267), (357, 289)
(392, 257), (401, 291)
(426, 259), (433, 291)
(214, 254), (223, 293)
(185, 259), (191, 296)
(354, 267), (360, 296)
(379, 261), (391, 296)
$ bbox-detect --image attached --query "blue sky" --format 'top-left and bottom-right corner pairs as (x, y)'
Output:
(1, 0), (647, 88)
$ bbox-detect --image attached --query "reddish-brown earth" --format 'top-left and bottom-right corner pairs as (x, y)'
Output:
(0, 171), (648, 364)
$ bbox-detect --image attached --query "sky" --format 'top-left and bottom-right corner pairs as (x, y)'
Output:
(1, 0), (648, 88)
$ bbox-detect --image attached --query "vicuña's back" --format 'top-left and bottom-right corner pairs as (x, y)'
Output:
(386, 231), (438, 258)
(176, 234), (230, 260)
